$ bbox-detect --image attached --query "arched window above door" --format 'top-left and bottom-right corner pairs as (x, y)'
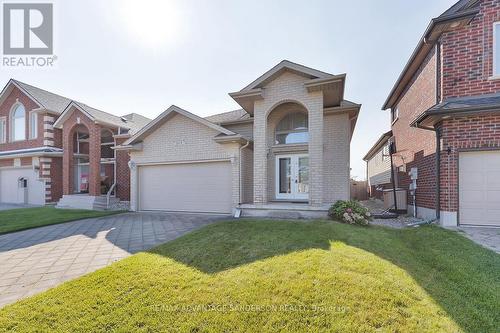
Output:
(275, 112), (308, 145)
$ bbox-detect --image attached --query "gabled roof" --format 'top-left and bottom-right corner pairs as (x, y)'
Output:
(240, 60), (336, 92)
(382, 0), (481, 110)
(0, 79), (73, 113)
(230, 60), (347, 114)
(205, 109), (251, 124)
(124, 105), (235, 146)
(53, 101), (150, 134)
(0, 78), (150, 134)
(363, 130), (393, 161)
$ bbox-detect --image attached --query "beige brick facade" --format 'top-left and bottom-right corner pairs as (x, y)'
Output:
(129, 113), (241, 211)
(125, 62), (358, 213)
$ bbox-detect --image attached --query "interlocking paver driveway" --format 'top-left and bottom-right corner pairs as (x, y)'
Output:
(0, 212), (225, 307)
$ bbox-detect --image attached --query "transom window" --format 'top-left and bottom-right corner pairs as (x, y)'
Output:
(12, 104), (26, 141)
(275, 112), (308, 145)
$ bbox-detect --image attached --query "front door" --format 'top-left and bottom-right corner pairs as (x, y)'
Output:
(275, 154), (309, 200)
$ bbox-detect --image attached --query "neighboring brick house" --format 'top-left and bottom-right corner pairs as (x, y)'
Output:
(363, 131), (393, 199)
(120, 60), (360, 217)
(0, 79), (150, 209)
(381, 0), (500, 226)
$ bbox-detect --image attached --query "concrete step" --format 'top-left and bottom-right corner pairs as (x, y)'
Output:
(240, 204), (328, 219)
(56, 195), (120, 211)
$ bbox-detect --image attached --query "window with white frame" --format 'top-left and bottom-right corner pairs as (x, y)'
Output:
(11, 103), (26, 141)
(0, 118), (6, 143)
(494, 22), (500, 76)
(382, 144), (390, 161)
(275, 112), (309, 145)
(391, 107), (399, 123)
(29, 111), (37, 139)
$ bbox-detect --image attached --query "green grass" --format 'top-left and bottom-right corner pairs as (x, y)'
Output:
(0, 207), (122, 234)
(0, 220), (498, 332)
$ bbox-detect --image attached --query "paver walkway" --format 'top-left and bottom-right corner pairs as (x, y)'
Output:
(0, 212), (225, 307)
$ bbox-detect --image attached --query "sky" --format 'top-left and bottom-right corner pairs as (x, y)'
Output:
(1, 0), (458, 179)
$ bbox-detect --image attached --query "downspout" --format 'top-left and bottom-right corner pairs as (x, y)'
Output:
(239, 139), (250, 204)
(435, 41), (442, 220)
(435, 126), (441, 220)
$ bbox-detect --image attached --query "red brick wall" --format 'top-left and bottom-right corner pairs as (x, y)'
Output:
(0, 87), (45, 151)
(438, 114), (500, 212)
(62, 108), (102, 196)
(49, 157), (63, 203)
(392, 46), (438, 210)
(441, 0), (500, 98)
(20, 157), (32, 166)
(115, 136), (130, 201)
(0, 159), (13, 167)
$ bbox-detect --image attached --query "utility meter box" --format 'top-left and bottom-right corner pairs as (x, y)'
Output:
(409, 167), (418, 180)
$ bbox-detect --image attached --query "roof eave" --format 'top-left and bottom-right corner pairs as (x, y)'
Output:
(382, 7), (479, 110)
(228, 89), (264, 115)
(362, 131), (393, 161)
(412, 104), (500, 128)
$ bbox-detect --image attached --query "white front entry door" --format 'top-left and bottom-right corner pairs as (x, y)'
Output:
(275, 154), (309, 200)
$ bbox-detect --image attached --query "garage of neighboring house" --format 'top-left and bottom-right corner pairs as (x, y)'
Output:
(0, 166), (45, 205)
(459, 150), (500, 226)
(137, 161), (233, 213)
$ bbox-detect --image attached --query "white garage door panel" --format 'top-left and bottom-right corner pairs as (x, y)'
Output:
(139, 162), (232, 213)
(459, 151), (500, 226)
(0, 168), (45, 205)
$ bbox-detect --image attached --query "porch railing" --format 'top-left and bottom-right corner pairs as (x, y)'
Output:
(106, 183), (117, 210)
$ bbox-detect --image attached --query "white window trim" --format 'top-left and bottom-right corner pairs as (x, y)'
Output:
(275, 154), (309, 200)
(274, 112), (309, 145)
(29, 110), (38, 139)
(493, 22), (500, 78)
(0, 117), (6, 144)
(9, 101), (26, 142)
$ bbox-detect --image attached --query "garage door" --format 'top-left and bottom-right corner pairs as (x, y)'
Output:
(459, 151), (500, 226)
(0, 168), (45, 205)
(138, 161), (232, 213)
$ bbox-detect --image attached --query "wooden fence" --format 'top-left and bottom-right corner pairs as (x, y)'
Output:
(350, 180), (368, 201)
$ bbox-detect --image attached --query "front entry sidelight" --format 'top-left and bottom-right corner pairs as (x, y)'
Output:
(275, 154), (309, 200)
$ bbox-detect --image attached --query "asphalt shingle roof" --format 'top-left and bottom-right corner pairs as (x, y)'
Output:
(9, 79), (150, 134)
(205, 109), (251, 124)
(427, 93), (500, 113)
(13, 80), (72, 113)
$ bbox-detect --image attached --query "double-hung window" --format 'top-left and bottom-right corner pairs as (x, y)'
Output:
(0, 118), (6, 143)
(29, 111), (37, 139)
(494, 22), (500, 76)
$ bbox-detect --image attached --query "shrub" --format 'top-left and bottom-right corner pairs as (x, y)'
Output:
(328, 200), (371, 226)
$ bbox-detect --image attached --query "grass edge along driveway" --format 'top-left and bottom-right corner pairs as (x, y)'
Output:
(0, 207), (122, 235)
(0, 219), (498, 332)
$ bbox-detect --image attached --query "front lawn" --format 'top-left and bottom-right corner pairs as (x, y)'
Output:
(0, 220), (498, 332)
(0, 207), (122, 234)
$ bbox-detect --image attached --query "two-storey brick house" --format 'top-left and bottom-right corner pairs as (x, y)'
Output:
(0, 79), (149, 209)
(382, 0), (500, 226)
